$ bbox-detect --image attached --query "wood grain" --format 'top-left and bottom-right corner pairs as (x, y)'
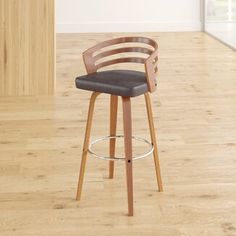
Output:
(145, 92), (163, 192)
(0, 32), (236, 235)
(0, 0), (55, 96)
(76, 92), (100, 201)
(82, 36), (158, 92)
(109, 95), (118, 179)
(122, 96), (134, 216)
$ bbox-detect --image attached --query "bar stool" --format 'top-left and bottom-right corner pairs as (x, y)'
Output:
(75, 37), (163, 216)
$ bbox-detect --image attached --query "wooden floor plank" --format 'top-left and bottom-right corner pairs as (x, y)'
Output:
(0, 32), (236, 235)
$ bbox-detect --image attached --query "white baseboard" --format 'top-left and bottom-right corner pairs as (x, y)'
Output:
(56, 21), (202, 33)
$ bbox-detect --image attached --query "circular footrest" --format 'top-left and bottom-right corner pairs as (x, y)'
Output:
(88, 135), (154, 161)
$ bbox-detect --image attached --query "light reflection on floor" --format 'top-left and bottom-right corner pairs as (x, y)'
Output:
(205, 22), (236, 49)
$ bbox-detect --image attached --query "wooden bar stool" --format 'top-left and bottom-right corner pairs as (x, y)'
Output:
(75, 37), (163, 216)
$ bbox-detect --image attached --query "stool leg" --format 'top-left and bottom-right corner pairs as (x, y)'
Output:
(76, 92), (100, 201)
(109, 95), (118, 179)
(144, 93), (163, 192)
(122, 97), (133, 216)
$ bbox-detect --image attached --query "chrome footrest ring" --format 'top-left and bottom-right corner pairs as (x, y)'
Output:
(88, 135), (154, 161)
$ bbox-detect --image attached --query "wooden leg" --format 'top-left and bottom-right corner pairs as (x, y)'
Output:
(122, 97), (133, 216)
(144, 93), (163, 192)
(76, 92), (100, 201)
(109, 95), (118, 179)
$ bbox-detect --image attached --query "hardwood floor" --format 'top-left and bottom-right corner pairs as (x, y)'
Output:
(0, 32), (236, 235)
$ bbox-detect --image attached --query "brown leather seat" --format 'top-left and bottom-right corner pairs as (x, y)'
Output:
(75, 70), (148, 97)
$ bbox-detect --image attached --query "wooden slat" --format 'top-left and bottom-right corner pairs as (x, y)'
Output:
(94, 47), (153, 61)
(84, 36), (157, 55)
(96, 57), (146, 70)
(83, 36), (158, 92)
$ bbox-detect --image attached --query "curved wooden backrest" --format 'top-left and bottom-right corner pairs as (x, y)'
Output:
(83, 37), (158, 93)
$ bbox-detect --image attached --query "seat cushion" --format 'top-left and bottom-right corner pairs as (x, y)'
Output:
(75, 70), (148, 97)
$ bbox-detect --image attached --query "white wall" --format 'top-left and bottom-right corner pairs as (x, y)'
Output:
(56, 0), (201, 33)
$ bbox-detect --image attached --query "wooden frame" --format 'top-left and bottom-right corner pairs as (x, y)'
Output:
(76, 92), (100, 201)
(76, 37), (162, 216)
(76, 92), (163, 216)
(144, 93), (163, 192)
(82, 37), (158, 93)
(122, 96), (134, 216)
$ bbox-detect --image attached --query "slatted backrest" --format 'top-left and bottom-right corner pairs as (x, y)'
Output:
(83, 37), (158, 93)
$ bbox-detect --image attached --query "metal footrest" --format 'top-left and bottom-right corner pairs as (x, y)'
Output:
(88, 135), (154, 161)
